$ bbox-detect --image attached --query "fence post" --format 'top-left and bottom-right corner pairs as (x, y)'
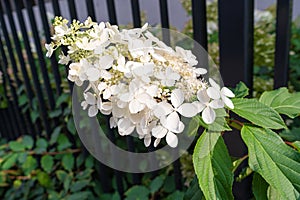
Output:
(218, 0), (254, 199)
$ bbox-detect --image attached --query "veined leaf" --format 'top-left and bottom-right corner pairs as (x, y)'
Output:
(241, 125), (300, 199)
(233, 81), (249, 98)
(184, 177), (204, 200)
(193, 131), (233, 200)
(259, 88), (300, 118)
(252, 173), (268, 200)
(232, 98), (286, 129)
(279, 128), (300, 142)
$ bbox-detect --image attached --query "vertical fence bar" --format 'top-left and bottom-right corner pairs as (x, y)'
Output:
(191, 0), (208, 51)
(38, 0), (62, 96)
(52, 0), (61, 16)
(67, 0), (78, 20)
(86, 0), (96, 21)
(0, 110), (8, 138)
(106, 0), (117, 25)
(1, 109), (14, 139)
(218, 0), (254, 199)
(14, 0), (51, 135)
(130, 0), (141, 28)
(2, 0), (34, 103)
(24, 0), (56, 110)
(159, 0), (170, 45)
(274, 0), (293, 89)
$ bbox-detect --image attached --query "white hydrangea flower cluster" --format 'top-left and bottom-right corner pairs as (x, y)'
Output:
(46, 17), (235, 148)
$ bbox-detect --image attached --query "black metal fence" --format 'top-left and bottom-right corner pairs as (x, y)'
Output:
(0, 0), (293, 199)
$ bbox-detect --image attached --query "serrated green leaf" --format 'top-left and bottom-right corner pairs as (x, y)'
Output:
(125, 185), (150, 200)
(232, 98), (286, 129)
(267, 186), (283, 200)
(193, 131), (234, 200)
(149, 175), (164, 194)
(233, 82), (249, 98)
(22, 135), (34, 149)
(62, 153), (74, 171)
(21, 155), (37, 175)
(279, 128), (300, 142)
(259, 88), (300, 118)
(2, 154), (18, 170)
(241, 125), (300, 199)
(41, 155), (54, 173)
(184, 177), (204, 200)
(252, 173), (268, 200)
(9, 141), (25, 152)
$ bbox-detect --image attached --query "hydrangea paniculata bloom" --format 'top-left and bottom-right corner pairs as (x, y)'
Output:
(47, 17), (235, 148)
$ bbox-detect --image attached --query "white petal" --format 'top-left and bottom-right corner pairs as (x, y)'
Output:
(100, 70), (112, 80)
(209, 78), (220, 90)
(222, 96), (234, 109)
(153, 102), (173, 118)
(221, 87), (235, 98)
(207, 87), (221, 99)
(103, 89), (112, 99)
(120, 93), (133, 102)
(144, 134), (151, 147)
(81, 101), (88, 110)
(209, 99), (224, 109)
(88, 105), (98, 117)
(177, 103), (198, 118)
(118, 118), (135, 136)
(101, 102), (112, 114)
(98, 82), (107, 91)
(99, 55), (114, 69)
(86, 68), (101, 81)
(152, 125), (168, 138)
(166, 132), (178, 148)
(197, 89), (210, 104)
(194, 68), (207, 75)
(129, 99), (145, 114)
(164, 112), (180, 131)
(84, 92), (96, 105)
(154, 138), (161, 147)
(171, 89), (184, 108)
(202, 107), (216, 124)
(192, 101), (205, 113)
(146, 85), (158, 97)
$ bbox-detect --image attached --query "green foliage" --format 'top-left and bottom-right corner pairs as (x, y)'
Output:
(193, 131), (233, 200)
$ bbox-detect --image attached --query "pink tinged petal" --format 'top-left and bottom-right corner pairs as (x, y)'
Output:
(166, 132), (178, 148)
(86, 68), (101, 81)
(177, 103), (198, 118)
(129, 99), (145, 114)
(81, 101), (88, 110)
(221, 87), (235, 98)
(209, 78), (221, 90)
(202, 107), (216, 124)
(209, 99), (224, 109)
(154, 138), (161, 147)
(88, 105), (98, 117)
(84, 92), (96, 105)
(207, 87), (221, 99)
(192, 101), (205, 113)
(152, 125), (168, 138)
(222, 96), (235, 109)
(171, 89), (184, 108)
(197, 89), (210, 104)
(153, 102), (173, 118)
(144, 134), (151, 147)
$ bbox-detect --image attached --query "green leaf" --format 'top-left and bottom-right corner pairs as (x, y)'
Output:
(279, 128), (300, 142)
(2, 154), (18, 170)
(166, 191), (184, 200)
(50, 127), (61, 145)
(149, 175), (164, 194)
(162, 175), (176, 193)
(21, 155), (37, 175)
(9, 141), (25, 151)
(193, 131), (234, 200)
(35, 138), (48, 153)
(186, 116), (200, 136)
(62, 153), (74, 171)
(70, 180), (90, 192)
(22, 136), (34, 149)
(294, 141), (300, 152)
(125, 186), (150, 200)
(30, 110), (39, 123)
(37, 171), (52, 188)
(184, 177), (204, 200)
(233, 82), (249, 98)
(241, 125), (300, 199)
(65, 192), (91, 200)
(67, 119), (76, 135)
(259, 88), (300, 118)
(41, 155), (54, 173)
(232, 98), (286, 129)
(57, 134), (72, 151)
(252, 173), (268, 200)
(267, 186), (283, 200)
(56, 93), (69, 107)
(49, 109), (62, 118)
(56, 170), (72, 191)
